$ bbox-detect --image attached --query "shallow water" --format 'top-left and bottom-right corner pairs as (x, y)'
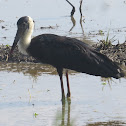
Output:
(0, 63), (126, 126)
(0, 0), (126, 125)
(0, 0), (126, 45)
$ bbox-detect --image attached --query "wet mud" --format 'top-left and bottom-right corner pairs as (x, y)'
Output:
(93, 41), (126, 65)
(0, 42), (126, 66)
(0, 45), (36, 63)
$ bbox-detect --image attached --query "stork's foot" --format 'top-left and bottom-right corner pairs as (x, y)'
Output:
(61, 94), (66, 104)
(62, 93), (66, 100)
(67, 92), (71, 98)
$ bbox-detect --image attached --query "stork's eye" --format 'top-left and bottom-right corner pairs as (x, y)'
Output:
(22, 22), (28, 27)
(23, 22), (27, 25)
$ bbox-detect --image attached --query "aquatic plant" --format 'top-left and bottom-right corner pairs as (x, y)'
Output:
(99, 29), (116, 49)
(33, 113), (39, 118)
(6, 44), (10, 47)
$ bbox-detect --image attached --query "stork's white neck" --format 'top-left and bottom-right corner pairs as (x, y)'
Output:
(18, 16), (34, 55)
(18, 30), (32, 55)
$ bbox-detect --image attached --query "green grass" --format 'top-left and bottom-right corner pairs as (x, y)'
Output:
(6, 44), (10, 47)
(99, 29), (116, 48)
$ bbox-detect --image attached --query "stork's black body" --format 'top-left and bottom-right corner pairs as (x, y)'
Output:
(10, 16), (124, 101)
(27, 34), (123, 78)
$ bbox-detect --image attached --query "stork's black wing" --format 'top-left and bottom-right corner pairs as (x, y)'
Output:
(28, 34), (124, 78)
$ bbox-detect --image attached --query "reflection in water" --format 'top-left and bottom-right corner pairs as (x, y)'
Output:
(0, 62), (117, 83)
(69, 16), (76, 32)
(80, 14), (84, 36)
(0, 62), (56, 78)
(101, 77), (113, 90)
(53, 100), (126, 126)
(66, 0), (75, 16)
(0, 62), (76, 80)
(79, 0), (83, 17)
(79, 0), (84, 35)
(67, 0), (84, 36)
(53, 99), (76, 126)
(65, 0), (76, 32)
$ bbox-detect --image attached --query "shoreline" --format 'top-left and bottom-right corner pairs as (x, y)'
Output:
(0, 42), (126, 66)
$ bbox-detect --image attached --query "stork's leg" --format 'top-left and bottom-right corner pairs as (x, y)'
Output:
(66, 70), (71, 98)
(57, 68), (65, 101)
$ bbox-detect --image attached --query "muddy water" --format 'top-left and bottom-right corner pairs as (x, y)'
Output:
(0, 0), (126, 126)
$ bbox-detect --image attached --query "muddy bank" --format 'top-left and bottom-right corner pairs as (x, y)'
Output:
(0, 45), (37, 63)
(93, 41), (126, 65)
(0, 42), (126, 66)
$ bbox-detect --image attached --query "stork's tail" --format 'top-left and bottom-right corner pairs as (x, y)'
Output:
(113, 68), (125, 79)
(95, 51), (125, 79)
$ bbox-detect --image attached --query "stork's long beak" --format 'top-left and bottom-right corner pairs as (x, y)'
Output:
(10, 27), (24, 55)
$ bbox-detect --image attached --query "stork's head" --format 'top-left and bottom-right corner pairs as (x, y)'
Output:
(10, 16), (34, 55)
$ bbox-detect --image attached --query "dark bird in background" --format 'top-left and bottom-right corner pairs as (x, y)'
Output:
(10, 16), (124, 100)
